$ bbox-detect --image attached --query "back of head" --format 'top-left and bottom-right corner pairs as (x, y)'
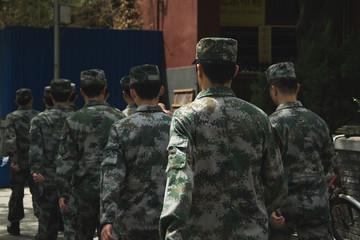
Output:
(69, 83), (77, 102)
(265, 62), (298, 94)
(80, 69), (107, 98)
(43, 86), (54, 107)
(193, 37), (238, 84)
(120, 76), (131, 95)
(50, 78), (72, 102)
(130, 64), (161, 100)
(16, 88), (33, 106)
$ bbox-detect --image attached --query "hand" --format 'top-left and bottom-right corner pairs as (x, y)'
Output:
(10, 162), (20, 172)
(270, 211), (285, 228)
(101, 224), (115, 240)
(32, 173), (45, 183)
(59, 197), (69, 212)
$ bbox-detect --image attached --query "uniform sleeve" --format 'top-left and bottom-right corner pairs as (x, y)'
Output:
(261, 119), (288, 214)
(100, 124), (126, 227)
(55, 120), (78, 198)
(4, 116), (17, 163)
(29, 117), (45, 174)
(159, 113), (195, 240)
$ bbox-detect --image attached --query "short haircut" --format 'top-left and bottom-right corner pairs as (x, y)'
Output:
(44, 96), (54, 106)
(130, 81), (161, 100)
(51, 92), (71, 102)
(200, 61), (237, 84)
(271, 78), (298, 95)
(17, 96), (32, 106)
(81, 84), (106, 98)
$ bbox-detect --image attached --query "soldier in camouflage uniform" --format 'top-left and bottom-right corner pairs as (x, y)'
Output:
(4, 88), (39, 236)
(100, 64), (171, 240)
(43, 86), (54, 109)
(265, 62), (336, 240)
(120, 75), (137, 116)
(159, 38), (288, 240)
(56, 69), (125, 240)
(29, 79), (75, 240)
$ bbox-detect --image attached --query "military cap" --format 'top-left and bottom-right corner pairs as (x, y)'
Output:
(16, 88), (32, 102)
(50, 78), (72, 94)
(192, 37), (237, 64)
(80, 69), (107, 87)
(130, 64), (160, 85)
(43, 86), (51, 98)
(71, 83), (77, 94)
(264, 62), (297, 90)
(120, 76), (131, 91)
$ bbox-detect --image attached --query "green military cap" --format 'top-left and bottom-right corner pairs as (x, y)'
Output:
(80, 69), (107, 87)
(264, 62), (297, 90)
(43, 86), (51, 98)
(192, 37), (238, 64)
(50, 78), (72, 94)
(16, 88), (32, 102)
(71, 83), (76, 94)
(120, 76), (131, 91)
(130, 64), (160, 85)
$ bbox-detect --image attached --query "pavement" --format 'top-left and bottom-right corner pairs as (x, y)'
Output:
(0, 187), (69, 240)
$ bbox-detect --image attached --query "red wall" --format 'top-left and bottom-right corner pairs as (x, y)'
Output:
(140, 0), (198, 69)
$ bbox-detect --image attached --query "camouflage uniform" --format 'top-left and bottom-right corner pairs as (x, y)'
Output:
(101, 65), (171, 240)
(4, 88), (39, 234)
(29, 80), (75, 240)
(56, 69), (125, 240)
(159, 38), (287, 240)
(266, 62), (335, 240)
(120, 75), (137, 116)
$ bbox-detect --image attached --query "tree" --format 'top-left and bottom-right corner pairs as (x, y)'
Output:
(0, 0), (142, 30)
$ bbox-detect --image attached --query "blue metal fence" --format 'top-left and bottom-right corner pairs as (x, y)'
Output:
(0, 26), (163, 118)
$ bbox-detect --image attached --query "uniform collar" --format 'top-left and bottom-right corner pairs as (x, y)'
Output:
(136, 104), (163, 113)
(84, 100), (107, 107)
(276, 101), (304, 111)
(196, 87), (235, 100)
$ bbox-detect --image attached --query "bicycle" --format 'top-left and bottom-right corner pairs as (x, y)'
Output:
(329, 133), (360, 240)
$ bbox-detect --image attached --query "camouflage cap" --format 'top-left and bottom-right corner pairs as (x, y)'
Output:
(50, 78), (72, 94)
(80, 69), (107, 87)
(264, 62), (297, 90)
(120, 76), (131, 91)
(16, 88), (32, 102)
(192, 37), (238, 64)
(43, 86), (51, 98)
(130, 64), (160, 85)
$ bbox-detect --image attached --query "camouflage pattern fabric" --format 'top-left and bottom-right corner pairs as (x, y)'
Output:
(122, 102), (138, 117)
(159, 87), (287, 240)
(4, 106), (40, 223)
(193, 37), (237, 63)
(56, 100), (125, 239)
(29, 104), (75, 240)
(269, 101), (335, 240)
(101, 105), (171, 240)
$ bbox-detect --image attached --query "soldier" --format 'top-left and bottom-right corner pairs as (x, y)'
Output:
(120, 75), (137, 116)
(159, 38), (288, 239)
(265, 62), (336, 240)
(4, 88), (39, 236)
(56, 69), (125, 240)
(43, 86), (54, 109)
(29, 79), (75, 240)
(100, 64), (171, 240)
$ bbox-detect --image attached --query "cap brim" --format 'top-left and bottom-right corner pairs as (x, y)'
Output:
(192, 59), (200, 64)
(263, 81), (271, 91)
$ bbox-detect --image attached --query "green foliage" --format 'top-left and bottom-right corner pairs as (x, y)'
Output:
(354, 98), (360, 113)
(249, 72), (276, 115)
(250, 22), (360, 133)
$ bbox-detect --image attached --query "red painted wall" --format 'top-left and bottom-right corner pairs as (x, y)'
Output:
(140, 0), (199, 69)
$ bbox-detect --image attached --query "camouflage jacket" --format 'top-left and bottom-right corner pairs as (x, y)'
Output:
(159, 87), (287, 240)
(122, 102), (137, 117)
(269, 101), (336, 192)
(5, 106), (39, 171)
(29, 105), (75, 188)
(56, 100), (125, 200)
(101, 105), (171, 239)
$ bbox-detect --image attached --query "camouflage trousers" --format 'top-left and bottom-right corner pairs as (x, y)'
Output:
(61, 195), (76, 240)
(36, 185), (59, 240)
(8, 167), (39, 223)
(74, 196), (100, 240)
(270, 181), (333, 240)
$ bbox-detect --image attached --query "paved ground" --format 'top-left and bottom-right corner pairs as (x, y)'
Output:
(0, 187), (68, 240)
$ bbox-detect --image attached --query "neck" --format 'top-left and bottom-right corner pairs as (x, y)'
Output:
(200, 77), (232, 91)
(134, 98), (158, 107)
(276, 95), (297, 106)
(84, 95), (104, 104)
